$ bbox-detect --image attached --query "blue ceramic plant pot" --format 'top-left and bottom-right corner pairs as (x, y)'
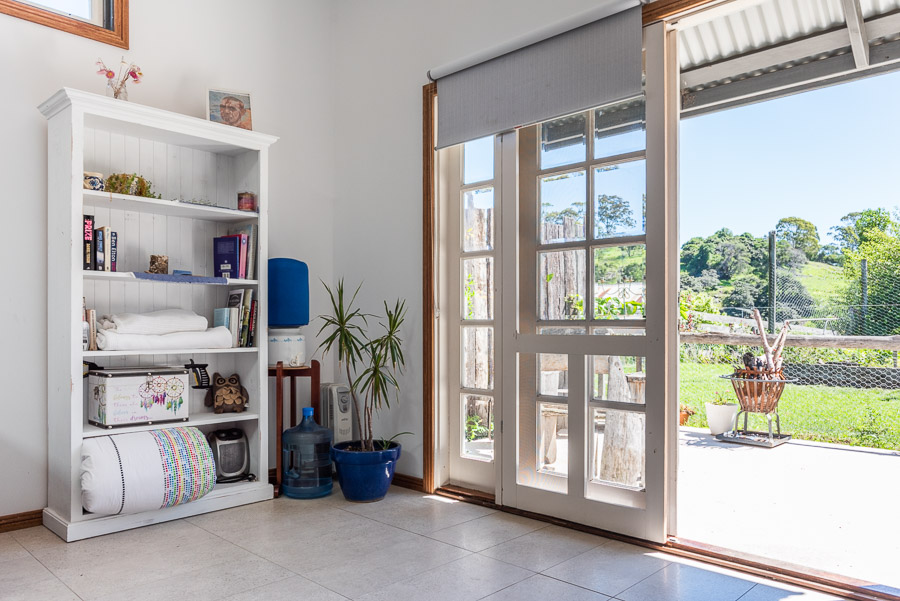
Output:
(331, 441), (401, 502)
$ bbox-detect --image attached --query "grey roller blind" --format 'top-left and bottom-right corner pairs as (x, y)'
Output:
(434, 4), (643, 150)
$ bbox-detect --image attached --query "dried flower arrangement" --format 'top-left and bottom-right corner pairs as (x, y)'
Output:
(96, 57), (142, 100)
(105, 173), (161, 199)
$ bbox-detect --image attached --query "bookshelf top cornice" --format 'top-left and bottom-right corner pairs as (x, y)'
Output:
(39, 88), (278, 155)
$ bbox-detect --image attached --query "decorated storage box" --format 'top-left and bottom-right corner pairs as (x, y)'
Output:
(88, 368), (190, 428)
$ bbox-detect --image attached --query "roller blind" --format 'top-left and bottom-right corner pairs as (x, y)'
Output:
(432, 4), (643, 150)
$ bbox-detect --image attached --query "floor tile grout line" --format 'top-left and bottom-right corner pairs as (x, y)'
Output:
(186, 519), (353, 601)
(734, 582), (760, 601)
(604, 559), (673, 599)
(12, 535), (90, 601)
(471, 571), (542, 601)
(471, 521), (573, 556)
(537, 572), (623, 599)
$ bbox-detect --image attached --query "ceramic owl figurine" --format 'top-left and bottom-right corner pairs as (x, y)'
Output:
(204, 373), (249, 413)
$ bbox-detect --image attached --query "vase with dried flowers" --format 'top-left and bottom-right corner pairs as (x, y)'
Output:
(96, 57), (142, 100)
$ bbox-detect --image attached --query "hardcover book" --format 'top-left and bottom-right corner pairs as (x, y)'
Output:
(97, 226), (111, 271)
(223, 234), (248, 279)
(213, 236), (241, 278)
(227, 223), (258, 280)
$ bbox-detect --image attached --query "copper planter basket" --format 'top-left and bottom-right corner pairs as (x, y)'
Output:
(718, 369), (795, 447)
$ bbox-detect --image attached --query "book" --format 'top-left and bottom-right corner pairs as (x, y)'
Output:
(227, 223), (258, 280)
(227, 288), (245, 310)
(239, 288), (254, 347)
(94, 227), (105, 272)
(213, 307), (231, 329)
(223, 234), (248, 279)
(229, 307), (240, 347)
(86, 309), (97, 351)
(109, 231), (118, 272)
(247, 299), (258, 347)
(213, 236), (241, 278)
(83, 215), (95, 270)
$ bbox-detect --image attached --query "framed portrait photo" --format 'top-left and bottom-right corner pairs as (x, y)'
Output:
(208, 89), (253, 130)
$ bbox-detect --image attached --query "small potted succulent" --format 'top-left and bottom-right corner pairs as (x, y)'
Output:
(705, 391), (739, 435)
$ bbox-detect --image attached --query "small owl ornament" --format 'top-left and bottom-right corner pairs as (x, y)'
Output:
(204, 373), (249, 413)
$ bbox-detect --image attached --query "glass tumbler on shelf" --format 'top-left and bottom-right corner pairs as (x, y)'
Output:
(282, 407), (333, 499)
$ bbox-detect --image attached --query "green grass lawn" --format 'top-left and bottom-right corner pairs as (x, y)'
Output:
(680, 362), (900, 450)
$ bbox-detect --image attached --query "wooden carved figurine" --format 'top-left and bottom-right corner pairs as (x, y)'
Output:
(204, 373), (249, 413)
(148, 254), (169, 274)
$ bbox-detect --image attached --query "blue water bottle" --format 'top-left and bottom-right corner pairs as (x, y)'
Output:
(282, 407), (333, 498)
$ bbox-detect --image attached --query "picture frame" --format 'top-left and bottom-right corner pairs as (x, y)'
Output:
(207, 89), (253, 130)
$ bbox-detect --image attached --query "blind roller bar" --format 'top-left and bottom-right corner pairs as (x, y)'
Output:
(427, 0), (642, 81)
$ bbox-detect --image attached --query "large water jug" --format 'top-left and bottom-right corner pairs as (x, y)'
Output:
(282, 407), (333, 498)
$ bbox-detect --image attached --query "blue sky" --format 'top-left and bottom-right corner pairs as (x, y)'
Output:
(464, 68), (900, 248)
(681, 69), (900, 246)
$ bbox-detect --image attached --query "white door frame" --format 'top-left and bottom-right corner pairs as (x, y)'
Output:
(499, 22), (679, 543)
(433, 22), (679, 543)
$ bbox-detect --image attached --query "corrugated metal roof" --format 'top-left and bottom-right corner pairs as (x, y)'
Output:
(678, 0), (900, 71)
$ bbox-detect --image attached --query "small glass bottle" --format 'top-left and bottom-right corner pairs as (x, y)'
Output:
(282, 407), (333, 498)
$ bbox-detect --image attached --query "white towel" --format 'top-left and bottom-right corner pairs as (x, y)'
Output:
(98, 309), (208, 336)
(96, 327), (233, 351)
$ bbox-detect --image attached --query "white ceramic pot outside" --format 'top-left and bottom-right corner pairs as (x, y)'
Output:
(705, 403), (739, 435)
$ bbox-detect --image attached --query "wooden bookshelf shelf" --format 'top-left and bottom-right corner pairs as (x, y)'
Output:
(83, 189), (259, 223)
(83, 347), (257, 358)
(82, 271), (258, 286)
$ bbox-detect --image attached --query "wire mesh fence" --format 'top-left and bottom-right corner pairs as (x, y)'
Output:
(679, 248), (900, 450)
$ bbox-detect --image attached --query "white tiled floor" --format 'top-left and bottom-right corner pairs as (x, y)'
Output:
(0, 485), (849, 601)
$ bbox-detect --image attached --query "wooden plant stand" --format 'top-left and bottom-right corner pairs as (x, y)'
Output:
(268, 360), (320, 497)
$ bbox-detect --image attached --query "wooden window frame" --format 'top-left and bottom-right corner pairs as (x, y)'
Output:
(0, 0), (129, 48)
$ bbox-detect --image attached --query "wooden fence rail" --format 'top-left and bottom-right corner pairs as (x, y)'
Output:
(680, 331), (900, 351)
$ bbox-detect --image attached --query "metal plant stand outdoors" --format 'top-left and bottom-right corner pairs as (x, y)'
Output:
(719, 369), (795, 447)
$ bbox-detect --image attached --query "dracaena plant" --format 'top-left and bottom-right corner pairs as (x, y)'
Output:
(316, 280), (407, 452)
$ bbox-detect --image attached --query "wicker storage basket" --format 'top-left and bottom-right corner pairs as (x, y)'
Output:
(726, 368), (789, 414)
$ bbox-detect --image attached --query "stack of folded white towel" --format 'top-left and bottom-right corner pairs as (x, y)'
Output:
(96, 309), (232, 351)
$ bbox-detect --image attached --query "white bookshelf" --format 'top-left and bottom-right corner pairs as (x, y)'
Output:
(40, 88), (277, 542)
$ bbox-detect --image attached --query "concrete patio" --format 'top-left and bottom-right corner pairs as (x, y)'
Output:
(677, 427), (900, 595)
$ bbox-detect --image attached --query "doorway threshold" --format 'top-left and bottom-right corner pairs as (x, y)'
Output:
(432, 485), (899, 601)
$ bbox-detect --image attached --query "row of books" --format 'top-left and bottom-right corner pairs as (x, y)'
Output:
(214, 288), (258, 348)
(83, 215), (118, 272)
(213, 223), (258, 280)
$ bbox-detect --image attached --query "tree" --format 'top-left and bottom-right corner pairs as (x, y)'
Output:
(842, 214), (900, 335)
(595, 194), (635, 236)
(776, 217), (819, 260)
(816, 243), (842, 266)
(542, 201), (584, 225)
(831, 208), (894, 252)
(723, 277), (763, 313)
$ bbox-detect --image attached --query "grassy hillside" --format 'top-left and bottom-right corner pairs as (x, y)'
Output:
(798, 261), (846, 305)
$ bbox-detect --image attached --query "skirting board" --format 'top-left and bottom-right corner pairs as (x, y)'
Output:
(0, 509), (43, 533)
(43, 481), (273, 542)
(392, 473), (425, 492)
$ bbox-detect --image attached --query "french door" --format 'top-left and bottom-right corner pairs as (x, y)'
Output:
(439, 24), (677, 542)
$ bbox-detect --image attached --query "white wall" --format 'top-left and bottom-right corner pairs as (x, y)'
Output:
(0, 0), (337, 515)
(332, 0), (618, 479)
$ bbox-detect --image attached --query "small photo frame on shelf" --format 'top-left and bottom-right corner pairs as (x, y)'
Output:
(207, 89), (252, 130)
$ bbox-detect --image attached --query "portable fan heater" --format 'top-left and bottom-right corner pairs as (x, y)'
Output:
(206, 428), (254, 483)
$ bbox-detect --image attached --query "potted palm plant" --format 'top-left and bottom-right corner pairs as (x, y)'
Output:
(317, 279), (407, 502)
